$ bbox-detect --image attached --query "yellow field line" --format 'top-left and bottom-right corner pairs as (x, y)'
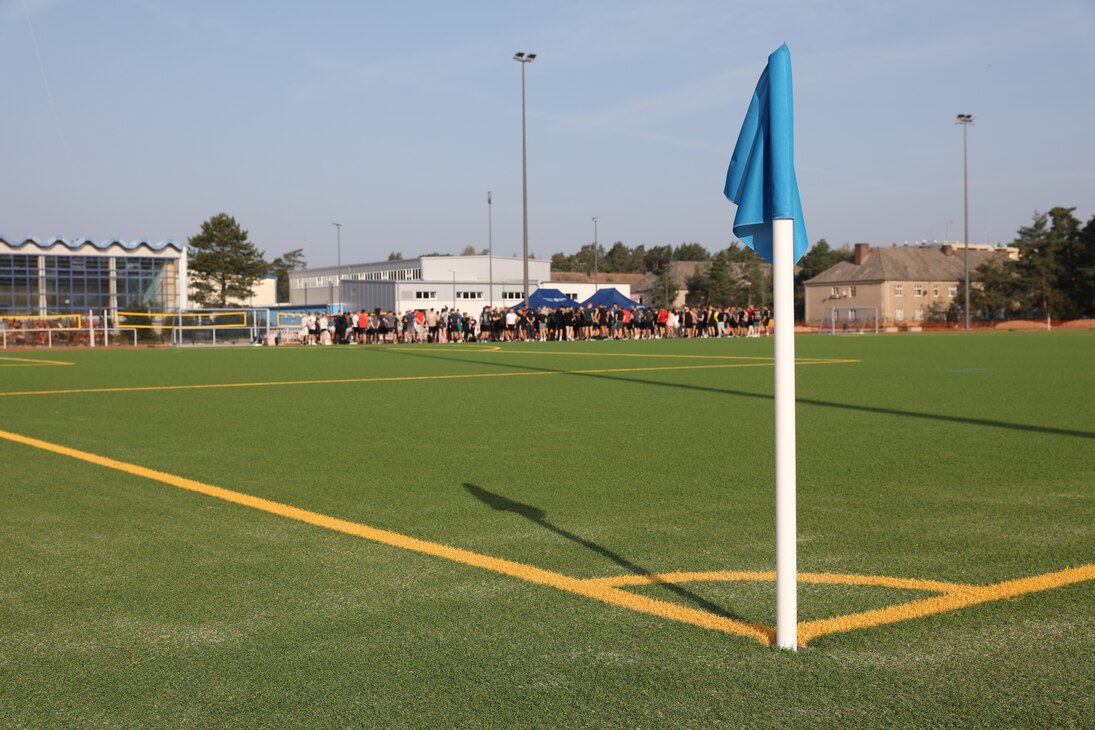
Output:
(797, 564), (1095, 644)
(0, 359), (848, 398)
(5, 426), (1082, 647)
(587, 570), (978, 594)
(0, 356), (75, 367)
(0, 427), (773, 645)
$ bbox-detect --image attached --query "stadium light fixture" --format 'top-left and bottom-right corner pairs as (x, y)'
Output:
(514, 51), (536, 305)
(956, 114), (974, 331)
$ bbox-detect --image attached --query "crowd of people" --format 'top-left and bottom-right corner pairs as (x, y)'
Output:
(294, 304), (772, 345)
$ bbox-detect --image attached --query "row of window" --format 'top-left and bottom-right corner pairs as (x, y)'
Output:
(414, 290), (525, 301)
(0, 254), (176, 313)
(293, 268), (423, 289)
(893, 284), (958, 297)
(830, 284), (960, 298)
(894, 308), (926, 322)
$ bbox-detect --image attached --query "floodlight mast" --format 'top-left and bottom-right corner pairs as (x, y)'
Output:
(956, 113), (974, 331)
(514, 51), (536, 305)
(592, 217), (599, 291)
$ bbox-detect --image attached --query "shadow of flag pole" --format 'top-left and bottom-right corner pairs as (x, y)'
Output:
(724, 43), (808, 650)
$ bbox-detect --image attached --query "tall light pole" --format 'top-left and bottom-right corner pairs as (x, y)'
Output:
(331, 222), (342, 313)
(514, 51), (536, 305)
(487, 191), (494, 308)
(592, 216), (599, 292)
(956, 113), (973, 331)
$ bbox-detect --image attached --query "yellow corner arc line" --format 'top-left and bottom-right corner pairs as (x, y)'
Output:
(2, 426), (1087, 647)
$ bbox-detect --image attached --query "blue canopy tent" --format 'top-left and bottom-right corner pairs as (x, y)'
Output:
(509, 288), (580, 310)
(579, 287), (640, 310)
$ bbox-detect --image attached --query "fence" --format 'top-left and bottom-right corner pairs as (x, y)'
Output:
(1, 309), (273, 349)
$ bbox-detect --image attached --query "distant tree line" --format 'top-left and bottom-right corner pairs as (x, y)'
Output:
(958, 207), (1095, 321)
(186, 206), (1094, 320)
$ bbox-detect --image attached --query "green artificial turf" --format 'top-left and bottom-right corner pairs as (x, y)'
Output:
(1, 332), (1092, 727)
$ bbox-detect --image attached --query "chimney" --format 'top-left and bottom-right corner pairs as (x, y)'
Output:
(854, 243), (870, 265)
(942, 244), (955, 257)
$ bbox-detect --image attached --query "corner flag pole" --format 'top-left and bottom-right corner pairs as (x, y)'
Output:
(724, 43), (807, 650)
(773, 217), (797, 650)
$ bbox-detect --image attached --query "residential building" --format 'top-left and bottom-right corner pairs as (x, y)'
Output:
(803, 243), (1011, 324)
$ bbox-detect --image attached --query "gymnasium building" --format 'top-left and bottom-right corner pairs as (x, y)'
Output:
(0, 235), (188, 315)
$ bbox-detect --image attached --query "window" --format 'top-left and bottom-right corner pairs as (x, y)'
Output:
(914, 308), (924, 321)
(502, 291), (523, 301)
(565, 292), (580, 300)
(848, 309), (857, 321)
(831, 286), (840, 297)
(895, 308), (904, 321)
(914, 285), (924, 297)
(948, 285), (958, 297)
(415, 291), (436, 300)
(933, 286), (940, 297)
(850, 286), (857, 298)
(893, 285), (904, 296)
(456, 291), (483, 300)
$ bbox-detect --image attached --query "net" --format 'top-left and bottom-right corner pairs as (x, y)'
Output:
(820, 306), (879, 335)
(116, 310), (249, 329)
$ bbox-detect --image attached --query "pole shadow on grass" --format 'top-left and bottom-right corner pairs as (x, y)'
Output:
(463, 482), (747, 622)
(382, 347), (1095, 441)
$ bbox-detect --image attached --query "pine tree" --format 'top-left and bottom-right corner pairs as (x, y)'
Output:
(188, 213), (267, 308)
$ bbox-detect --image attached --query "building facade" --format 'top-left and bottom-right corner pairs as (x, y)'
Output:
(289, 255), (552, 312)
(803, 243), (1011, 324)
(0, 236), (188, 315)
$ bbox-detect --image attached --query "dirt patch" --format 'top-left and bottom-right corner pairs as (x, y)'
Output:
(1056, 319), (1095, 330)
(991, 319), (1095, 331)
(992, 320), (1048, 331)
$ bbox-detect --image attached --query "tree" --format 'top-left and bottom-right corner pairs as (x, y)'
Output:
(1011, 211), (1071, 318)
(571, 243), (603, 275)
(673, 242), (710, 261)
(1076, 216), (1095, 316)
(651, 267), (679, 309)
(704, 251), (733, 307)
(461, 245), (477, 256)
(268, 248), (306, 304)
(684, 272), (709, 307)
(188, 213), (267, 308)
(644, 245), (673, 274)
(969, 255), (1019, 320)
(387, 251), (404, 261)
(602, 242), (631, 273)
(550, 252), (574, 272)
(965, 207), (1095, 321)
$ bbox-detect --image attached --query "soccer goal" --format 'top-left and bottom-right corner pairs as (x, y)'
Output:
(113, 309), (261, 345)
(820, 306), (879, 335)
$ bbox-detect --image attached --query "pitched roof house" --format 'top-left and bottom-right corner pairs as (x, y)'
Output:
(803, 243), (1011, 324)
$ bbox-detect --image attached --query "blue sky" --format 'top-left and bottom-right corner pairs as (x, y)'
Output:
(3, 0), (1093, 267)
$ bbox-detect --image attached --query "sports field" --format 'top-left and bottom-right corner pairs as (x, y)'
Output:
(1, 332), (1092, 727)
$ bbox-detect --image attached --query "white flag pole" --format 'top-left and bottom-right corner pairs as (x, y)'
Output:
(773, 217), (798, 650)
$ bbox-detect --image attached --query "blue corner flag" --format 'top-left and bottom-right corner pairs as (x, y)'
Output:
(724, 43), (808, 265)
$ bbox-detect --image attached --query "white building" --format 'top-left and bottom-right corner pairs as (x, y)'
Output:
(289, 255), (552, 312)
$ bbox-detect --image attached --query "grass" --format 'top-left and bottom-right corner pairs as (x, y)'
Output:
(0, 332), (1092, 727)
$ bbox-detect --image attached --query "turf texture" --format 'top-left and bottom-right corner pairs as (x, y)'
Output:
(0, 332), (1092, 727)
